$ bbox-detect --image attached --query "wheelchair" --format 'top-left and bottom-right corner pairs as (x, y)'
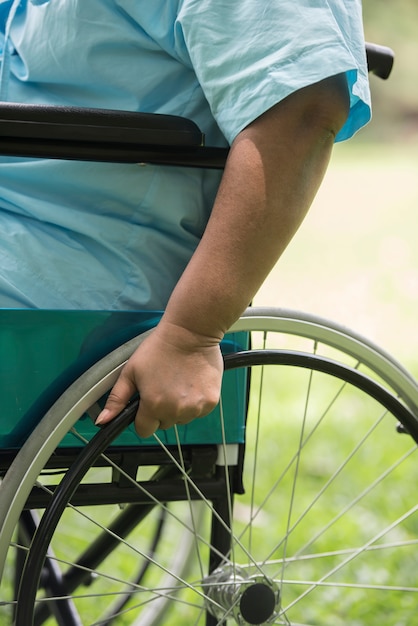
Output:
(0, 44), (417, 626)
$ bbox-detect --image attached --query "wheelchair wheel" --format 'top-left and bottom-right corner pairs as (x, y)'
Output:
(1, 307), (417, 625)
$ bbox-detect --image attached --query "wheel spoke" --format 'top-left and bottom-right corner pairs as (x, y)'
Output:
(281, 502), (418, 614)
(288, 443), (418, 565)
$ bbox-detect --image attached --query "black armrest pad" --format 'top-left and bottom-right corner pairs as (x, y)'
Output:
(0, 103), (204, 147)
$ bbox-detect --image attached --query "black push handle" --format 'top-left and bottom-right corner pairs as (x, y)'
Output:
(366, 42), (394, 79)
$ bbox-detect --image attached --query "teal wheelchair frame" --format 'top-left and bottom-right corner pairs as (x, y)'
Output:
(1, 44), (418, 626)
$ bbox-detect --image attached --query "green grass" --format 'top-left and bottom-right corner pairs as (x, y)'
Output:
(255, 142), (418, 376)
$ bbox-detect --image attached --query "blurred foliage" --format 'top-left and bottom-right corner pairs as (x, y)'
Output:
(360, 0), (418, 142)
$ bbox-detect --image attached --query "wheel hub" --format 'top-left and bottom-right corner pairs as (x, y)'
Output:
(203, 566), (280, 624)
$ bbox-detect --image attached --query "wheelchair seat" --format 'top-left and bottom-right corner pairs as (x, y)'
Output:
(0, 309), (247, 455)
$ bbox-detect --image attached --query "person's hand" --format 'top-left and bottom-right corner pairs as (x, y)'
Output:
(95, 322), (224, 438)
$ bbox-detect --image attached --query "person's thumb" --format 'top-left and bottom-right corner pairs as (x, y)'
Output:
(95, 371), (136, 426)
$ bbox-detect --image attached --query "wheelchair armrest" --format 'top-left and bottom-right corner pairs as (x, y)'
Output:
(0, 103), (204, 146)
(0, 102), (229, 168)
(0, 43), (392, 168)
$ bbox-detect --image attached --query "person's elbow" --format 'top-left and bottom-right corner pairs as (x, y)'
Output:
(241, 73), (350, 150)
(301, 73), (350, 140)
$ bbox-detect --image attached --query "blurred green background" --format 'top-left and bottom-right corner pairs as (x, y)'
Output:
(255, 0), (418, 376)
(361, 0), (418, 143)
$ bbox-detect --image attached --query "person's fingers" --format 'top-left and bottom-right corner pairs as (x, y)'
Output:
(95, 369), (137, 425)
(133, 403), (162, 438)
(133, 388), (220, 439)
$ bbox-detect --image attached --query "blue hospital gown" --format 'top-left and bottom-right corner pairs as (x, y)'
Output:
(0, 0), (371, 310)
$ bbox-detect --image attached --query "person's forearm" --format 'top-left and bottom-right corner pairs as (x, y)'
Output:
(161, 75), (350, 341)
(97, 75), (350, 433)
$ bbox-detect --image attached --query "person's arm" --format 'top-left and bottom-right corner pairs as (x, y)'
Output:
(96, 74), (350, 437)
